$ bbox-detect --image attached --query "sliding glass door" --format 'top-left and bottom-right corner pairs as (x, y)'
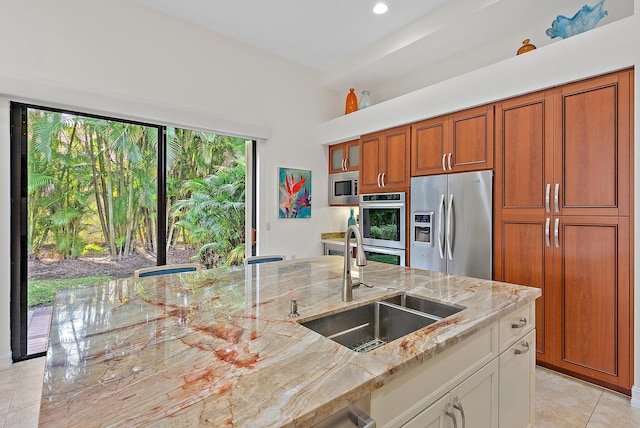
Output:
(10, 103), (252, 361)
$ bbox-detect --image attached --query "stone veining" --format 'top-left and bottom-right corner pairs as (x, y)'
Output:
(39, 257), (540, 427)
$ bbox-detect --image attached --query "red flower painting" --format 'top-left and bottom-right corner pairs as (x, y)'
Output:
(279, 168), (311, 218)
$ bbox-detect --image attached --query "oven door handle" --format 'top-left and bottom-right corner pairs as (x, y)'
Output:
(360, 202), (406, 210)
(438, 193), (445, 260)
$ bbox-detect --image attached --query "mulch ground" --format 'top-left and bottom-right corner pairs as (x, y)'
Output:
(27, 249), (197, 281)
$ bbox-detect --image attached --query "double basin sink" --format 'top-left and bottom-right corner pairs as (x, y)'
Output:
(301, 293), (465, 353)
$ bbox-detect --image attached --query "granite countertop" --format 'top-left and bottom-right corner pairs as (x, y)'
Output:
(38, 257), (540, 427)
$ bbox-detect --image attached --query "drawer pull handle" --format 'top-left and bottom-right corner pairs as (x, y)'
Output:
(514, 341), (530, 355)
(511, 318), (527, 329)
(348, 407), (376, 428)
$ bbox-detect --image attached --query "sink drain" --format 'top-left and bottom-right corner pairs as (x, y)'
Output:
(352, 338), (387, 353)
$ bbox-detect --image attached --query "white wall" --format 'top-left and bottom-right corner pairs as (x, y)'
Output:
(0, 0), (345, 368)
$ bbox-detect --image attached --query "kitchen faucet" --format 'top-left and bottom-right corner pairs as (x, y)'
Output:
(343, 225), (367, 302)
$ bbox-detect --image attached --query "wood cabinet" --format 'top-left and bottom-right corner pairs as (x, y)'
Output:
(360, 125), (411, 193)
(411, 104), (494, 176)
(328, 139), (359, 173)
(494, 69), (633, 393)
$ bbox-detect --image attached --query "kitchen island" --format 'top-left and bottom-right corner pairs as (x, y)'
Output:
(38, 256), (540, 427)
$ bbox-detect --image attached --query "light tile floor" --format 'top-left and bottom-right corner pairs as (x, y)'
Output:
(536, 367), (640, 427)
(2, 359), (640, 427)
(0, 358), (44, 428)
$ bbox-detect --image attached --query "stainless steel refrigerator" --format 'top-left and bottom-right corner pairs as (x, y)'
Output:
(410, 170), (493, 279)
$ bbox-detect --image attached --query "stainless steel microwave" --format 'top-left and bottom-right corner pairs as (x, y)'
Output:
(329, 171), (358, 205)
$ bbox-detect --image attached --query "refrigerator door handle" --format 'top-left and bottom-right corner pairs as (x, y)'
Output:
(446, 194), (454, 260)
(438, 193), (445, 259)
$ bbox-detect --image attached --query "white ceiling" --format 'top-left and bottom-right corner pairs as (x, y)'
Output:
(134, 0), (453, 72)
(133, 0), (633, 98)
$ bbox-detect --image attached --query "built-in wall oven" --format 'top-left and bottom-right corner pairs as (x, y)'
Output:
(362, 245), (406, 266)
(359, 192), (406, 266)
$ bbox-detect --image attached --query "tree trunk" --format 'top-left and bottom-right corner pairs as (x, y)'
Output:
(85, 126), (109, 244)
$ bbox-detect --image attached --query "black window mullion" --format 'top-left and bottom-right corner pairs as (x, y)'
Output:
(157, 126), (167, 265)
(10, 102), (29, 360)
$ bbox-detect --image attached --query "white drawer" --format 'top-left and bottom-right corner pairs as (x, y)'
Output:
(499, 303), (535, 353)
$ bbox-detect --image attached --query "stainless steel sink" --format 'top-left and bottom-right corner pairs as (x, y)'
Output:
(300, 294), (464, 353)
(382, 294), (465, 321)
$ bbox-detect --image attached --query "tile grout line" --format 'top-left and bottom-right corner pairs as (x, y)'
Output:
(584, 389), (605, 427)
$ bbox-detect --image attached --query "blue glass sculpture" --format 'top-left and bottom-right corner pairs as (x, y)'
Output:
(546, 0), (608, 39)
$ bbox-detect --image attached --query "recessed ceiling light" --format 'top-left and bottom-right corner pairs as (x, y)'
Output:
(373, 2), (388, 15)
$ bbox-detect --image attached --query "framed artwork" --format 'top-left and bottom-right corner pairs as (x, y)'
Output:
(278, 167), (311, 218)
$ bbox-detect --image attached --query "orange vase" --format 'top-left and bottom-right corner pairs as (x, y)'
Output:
(345, 88), (358, 114)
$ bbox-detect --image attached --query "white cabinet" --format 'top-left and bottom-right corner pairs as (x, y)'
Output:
(499, 330), (536, 428)
(371, 302), (536, 428)
(405, 359), (499, 428)
(403, 394), (451, 428)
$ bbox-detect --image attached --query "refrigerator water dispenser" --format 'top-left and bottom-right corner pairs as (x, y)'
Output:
(413, 212), (434, 246)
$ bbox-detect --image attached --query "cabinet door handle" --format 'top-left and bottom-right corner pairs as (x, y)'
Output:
(545, 218), (550, 247)
(381, 172), (386, 187)
(448, 152), (452, 170)
(514, 341), (530, 355)
(442, 153), (447, 172)
(512, 317), (527, 329)
(554, 183), (560, 213)
(446, 404), (458, 428)
(554, 218), (560, 248)
(343, 159), (347, 171)
(453, 397), (466, 428)
(377, 173), (381, 188)
(545, 184), (551, 213)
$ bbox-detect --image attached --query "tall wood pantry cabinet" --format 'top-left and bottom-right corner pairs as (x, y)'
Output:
(493, 69), (633, 393)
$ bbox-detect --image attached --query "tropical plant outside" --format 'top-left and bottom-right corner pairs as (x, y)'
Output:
(27, 108), (247, 279)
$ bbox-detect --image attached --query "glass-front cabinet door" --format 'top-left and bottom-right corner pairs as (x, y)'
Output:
(329, 139), (359, 173)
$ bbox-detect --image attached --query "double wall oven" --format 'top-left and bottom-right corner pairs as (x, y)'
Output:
(359, 192), (406, 266)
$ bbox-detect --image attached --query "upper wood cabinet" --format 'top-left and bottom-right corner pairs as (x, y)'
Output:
(494, 90), (554, 216)
(360, 125), (411, 193)
(328, 139), (359, 173)
(495, 71), (631, 217)
(411, 104), (494, 176)
(553, 72), (631, 217)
